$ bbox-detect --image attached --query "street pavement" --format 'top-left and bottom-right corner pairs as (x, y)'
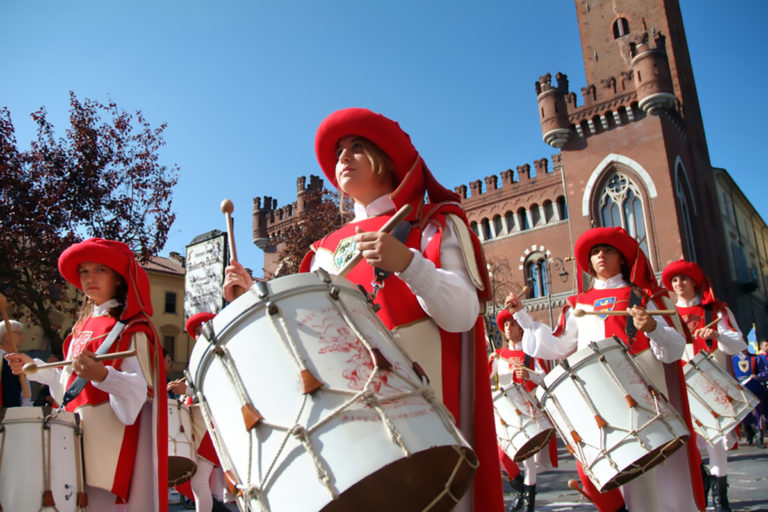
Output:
(171, 439), (768, 511)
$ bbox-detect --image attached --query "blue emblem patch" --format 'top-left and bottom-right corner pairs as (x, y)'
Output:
(593, 297), (616, 319)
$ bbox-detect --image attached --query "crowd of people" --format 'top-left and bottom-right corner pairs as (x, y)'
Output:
(1, 108), (766, 512)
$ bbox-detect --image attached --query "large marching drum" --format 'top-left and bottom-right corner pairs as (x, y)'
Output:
(492, 382), (554, 462)
(684, 350), (759, 444)
(187, 270), (477, 512)
(536, 337), (690, 492)
(0, 407), (87, 511)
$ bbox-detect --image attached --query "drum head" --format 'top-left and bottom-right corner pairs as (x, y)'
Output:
(513, 429), (555, 463)
(600, 435), (688, 491)
(319, 446), (477, 512)
(168, 457), (197, 487)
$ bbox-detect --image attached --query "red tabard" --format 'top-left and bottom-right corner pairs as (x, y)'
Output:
(62, 315), (152, 501)
(493, 348), (536, 392)
(566, 287), (652, 354)
(675, 301), (734, 355)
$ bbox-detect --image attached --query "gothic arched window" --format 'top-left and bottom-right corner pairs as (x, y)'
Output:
(598, 171), (649, 254)
(525, 253), (549, 298)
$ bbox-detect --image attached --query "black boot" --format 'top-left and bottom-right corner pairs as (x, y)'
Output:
(507, 474), (524, 512)
(701, 463), (712, 505)
(522, 484), (536, 512)
(745, 422), (756, 445)
(711, 475), (732, 512)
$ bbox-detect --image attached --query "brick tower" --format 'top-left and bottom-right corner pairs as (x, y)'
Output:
(536, 0), (731, 298)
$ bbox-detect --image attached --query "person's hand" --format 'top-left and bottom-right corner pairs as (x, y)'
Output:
(627, 305), (656, 333)
(223, 259), (253, 302)
(514, 367), (528, 380)
(4, 352), (33, 375)
(504, 291), (524, 313)
(353, 227), (413, 273)
(167, 378), (187, 395)
(73, 350), (109, 382)
(694, 327), (719, 340)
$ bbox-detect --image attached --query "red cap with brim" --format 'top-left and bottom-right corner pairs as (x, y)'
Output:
(185, 312), (216, 340)
(573, 227), (660, 292)
(58, 237), (153, 319)
(314, 108), (459, 217)
(496, 309), (515, 331)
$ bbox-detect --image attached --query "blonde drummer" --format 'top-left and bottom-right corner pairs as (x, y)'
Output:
(505, 227), (705, 512)
(662, 260), (745, 512)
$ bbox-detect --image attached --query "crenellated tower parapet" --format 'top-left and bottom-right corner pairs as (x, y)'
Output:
(535, 31), (679, 148)
(252, 174), (325, 249)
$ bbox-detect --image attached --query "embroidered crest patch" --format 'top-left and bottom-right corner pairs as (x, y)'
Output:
(683, 313), (701, 334)
(593, 297), (616, 319)
(333, 236), (358, 270)
(738, 359), (749, 373)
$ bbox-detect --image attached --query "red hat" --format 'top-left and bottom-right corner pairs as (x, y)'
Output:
(58, 238), (153, 319)
(573, 227), (660, 292)
(314, 108), (459, 218)
(185, 312), (216, 340)
(496, 309), (515, 331)
(662, 259), (717, 304)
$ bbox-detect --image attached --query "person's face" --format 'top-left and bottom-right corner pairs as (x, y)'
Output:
(335, 136), (393, 206)
(78, 262), (122, 306)
(1, 327), (23, 348)
(670, 274), (697, 301)
(504, 319), (523, 343)
(590, 245), (622, 280)
(761, 341), (768, 353)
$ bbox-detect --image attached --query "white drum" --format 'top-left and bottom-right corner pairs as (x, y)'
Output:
(168, 399), (197, 486)
(684, 350), (759, 444)
(0, 407), (86, 511)
(493, 382), (554, 462)
(187, 270), (477, 512)
(535, 337), (690, 492)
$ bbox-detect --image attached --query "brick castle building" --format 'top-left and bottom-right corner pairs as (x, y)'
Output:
(252, 0), (768, 336)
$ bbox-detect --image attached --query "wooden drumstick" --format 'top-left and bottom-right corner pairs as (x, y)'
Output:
(22, 350), (137, 375)
(338, 204), (413, 277)
(572, 308), (676, 318)
(0, 293), (31, 398)
(220, 199), (245, 298)
(700, 315), (722, 331)
(503, 286), (531, 309)
(567, 479), (594, 503)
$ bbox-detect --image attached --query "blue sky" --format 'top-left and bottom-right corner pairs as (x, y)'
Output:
(1, 1), (764, 277)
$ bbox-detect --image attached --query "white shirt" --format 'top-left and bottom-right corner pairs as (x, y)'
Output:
(517, 274), (685, 363)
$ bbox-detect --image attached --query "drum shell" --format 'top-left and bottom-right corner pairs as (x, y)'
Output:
(536, 337), (689, 492)
(684, 351), (760, 444)
(0, 407), (85, 512)
(493, 382), (554, 462)
(168, 400), (197, 486)
(188, 271), (476, 512)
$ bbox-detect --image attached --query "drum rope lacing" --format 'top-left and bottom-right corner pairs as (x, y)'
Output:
(198, 278), (475, 511)
(539, 342), (687, 490)
(41, 417), (61, 512)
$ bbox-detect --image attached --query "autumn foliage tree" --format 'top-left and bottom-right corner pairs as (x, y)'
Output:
(273, 188), (352, 276)
(0, 92), (179, 356)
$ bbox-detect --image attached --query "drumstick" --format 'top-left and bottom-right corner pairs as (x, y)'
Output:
(338, 204), (413, 277)
(22, 350), (137, 375)
(700, 315), (722, 331)
(0, 293), (31, 398)
(567, 479), (594, 503)
(220, 199), (245, 298)
(503, 286), (531, 309)
(572, 308), (676, 318)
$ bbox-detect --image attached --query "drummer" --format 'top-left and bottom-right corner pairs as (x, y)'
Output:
(490, 309), (554, 512)
(224, 108), (503, 512)
(0, 319), (33, 406)
(5, 238), (168, 511)
(504, 227), (704, 512)
(662, 260), (746, 512)
(167, 311), (227, 512)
